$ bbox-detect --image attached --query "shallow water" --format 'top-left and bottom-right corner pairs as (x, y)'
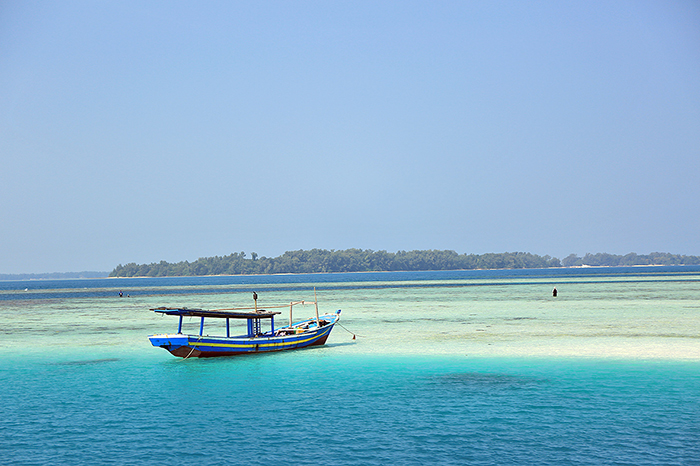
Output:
(1, 267), (699, 465)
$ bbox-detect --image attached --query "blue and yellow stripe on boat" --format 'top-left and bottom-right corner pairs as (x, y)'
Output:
(186, 325), (333, 351)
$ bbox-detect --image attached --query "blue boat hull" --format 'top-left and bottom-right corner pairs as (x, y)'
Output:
(149, 316), (338, 358)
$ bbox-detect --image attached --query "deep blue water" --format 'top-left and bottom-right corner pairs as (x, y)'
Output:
(2, 354), (699, 465)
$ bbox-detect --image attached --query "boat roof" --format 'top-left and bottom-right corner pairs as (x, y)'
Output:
(151, 307), (281, 319)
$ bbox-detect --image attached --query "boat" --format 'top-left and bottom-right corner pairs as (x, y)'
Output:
(148, 291), (341, 358)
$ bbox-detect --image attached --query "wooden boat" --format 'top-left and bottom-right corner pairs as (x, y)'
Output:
(148, 292), (341, 358)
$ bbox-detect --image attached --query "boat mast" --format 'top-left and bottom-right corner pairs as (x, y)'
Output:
(314, 287), (320, 326)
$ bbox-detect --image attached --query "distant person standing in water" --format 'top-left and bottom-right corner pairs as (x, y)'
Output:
(552, 287), (558, 297)
(119, 290), (123, 297)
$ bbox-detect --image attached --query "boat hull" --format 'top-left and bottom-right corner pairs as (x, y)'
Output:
(149, 318), (337, 358)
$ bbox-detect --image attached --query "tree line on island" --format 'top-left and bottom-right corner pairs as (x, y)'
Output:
(107, 249), (700, 277)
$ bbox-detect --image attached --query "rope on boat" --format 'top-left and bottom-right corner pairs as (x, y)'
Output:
(183, 335), (204, 360)
(337, 322), (359, 340)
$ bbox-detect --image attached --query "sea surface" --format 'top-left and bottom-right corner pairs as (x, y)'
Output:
(1, 266), (699, 465)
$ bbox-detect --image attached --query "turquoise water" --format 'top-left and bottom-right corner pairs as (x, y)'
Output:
(2, 267), (699, 465)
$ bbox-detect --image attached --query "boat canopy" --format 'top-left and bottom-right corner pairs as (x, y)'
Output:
(151, 307), (281, 319)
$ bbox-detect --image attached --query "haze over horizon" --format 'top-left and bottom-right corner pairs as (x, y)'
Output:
(2, 1), (699, 274)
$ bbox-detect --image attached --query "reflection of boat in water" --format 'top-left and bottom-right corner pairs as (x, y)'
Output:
(148, 292), (341, 358)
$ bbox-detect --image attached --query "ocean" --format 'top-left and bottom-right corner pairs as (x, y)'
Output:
(1, 267), (699, 465)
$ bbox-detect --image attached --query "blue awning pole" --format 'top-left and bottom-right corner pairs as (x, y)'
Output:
(178, 315), (183, 334)
(226, 318), (230, 338)
(200, 317), (205, 336)
(271, 316), (275, 333)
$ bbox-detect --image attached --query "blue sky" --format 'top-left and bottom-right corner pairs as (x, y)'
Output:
(1, 1), (699, 274)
